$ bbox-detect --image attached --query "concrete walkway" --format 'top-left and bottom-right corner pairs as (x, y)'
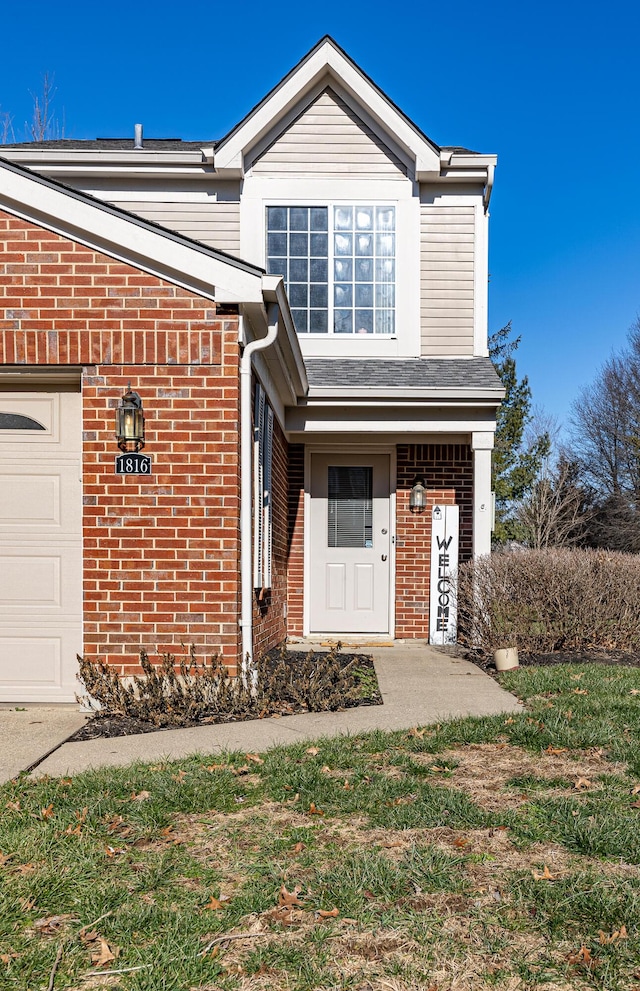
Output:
(0, 646), (522, 782)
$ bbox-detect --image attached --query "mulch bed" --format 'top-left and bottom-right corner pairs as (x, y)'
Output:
(68, 650), (381, 743)
(466, 648), (640, 674)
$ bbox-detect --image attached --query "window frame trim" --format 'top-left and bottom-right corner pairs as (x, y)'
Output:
(265, 199), (398, 340)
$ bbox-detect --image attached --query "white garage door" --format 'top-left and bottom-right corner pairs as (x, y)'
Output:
(0, 388), (82, 702)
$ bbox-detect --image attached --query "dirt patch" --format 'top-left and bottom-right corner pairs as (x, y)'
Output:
(410, 742), (624, 812)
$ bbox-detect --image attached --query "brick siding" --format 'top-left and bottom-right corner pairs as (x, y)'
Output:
(396, 443), (473, 638)
(0, 210), (244, 674)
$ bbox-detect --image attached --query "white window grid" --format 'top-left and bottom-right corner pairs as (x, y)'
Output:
(266, 204), (396, 336)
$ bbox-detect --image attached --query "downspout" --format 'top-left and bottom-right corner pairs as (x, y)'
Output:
(239, 302), (279, 686)
(483, 163), (495, 214)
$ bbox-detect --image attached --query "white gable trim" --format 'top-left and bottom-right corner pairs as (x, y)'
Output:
(0, 160), (264, 304)
(244, 80), (415, 178)
(214, 39), (441, 180)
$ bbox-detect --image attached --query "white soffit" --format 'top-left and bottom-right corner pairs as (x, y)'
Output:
(213, 39), (441, 179)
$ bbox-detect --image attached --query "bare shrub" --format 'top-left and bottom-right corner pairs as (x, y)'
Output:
(455, 548), (640, 657)
(77, 643), (364, 726)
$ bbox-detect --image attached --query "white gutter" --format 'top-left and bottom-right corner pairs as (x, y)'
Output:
(239, 302), (280, 685)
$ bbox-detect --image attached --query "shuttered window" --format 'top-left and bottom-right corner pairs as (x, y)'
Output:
(253, 383), (274, 588)
(327, 466), (373, 548)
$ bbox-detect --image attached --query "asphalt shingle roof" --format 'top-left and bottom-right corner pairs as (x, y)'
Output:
(305, 357), (503, 393)
(2, 139), (211, 150)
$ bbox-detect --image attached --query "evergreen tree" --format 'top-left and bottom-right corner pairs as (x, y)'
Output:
(490, 322), (549, 543)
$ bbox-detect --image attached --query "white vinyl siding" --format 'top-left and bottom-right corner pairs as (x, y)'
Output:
(250, 88), (408, 178)
(420, 204), (475, 356)
(105, 200), (241, 255)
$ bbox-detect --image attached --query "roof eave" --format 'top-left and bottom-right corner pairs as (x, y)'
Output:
(305, 387), (505, 402)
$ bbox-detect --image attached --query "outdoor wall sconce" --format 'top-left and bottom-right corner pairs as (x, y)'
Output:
(115, 384), (145, 452)
(409, 477), (426, 513)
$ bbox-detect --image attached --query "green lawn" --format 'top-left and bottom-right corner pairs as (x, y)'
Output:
(1, 663), (640, 990)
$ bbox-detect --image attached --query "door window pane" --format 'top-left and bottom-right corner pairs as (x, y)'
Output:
(328, 466), (373, 548)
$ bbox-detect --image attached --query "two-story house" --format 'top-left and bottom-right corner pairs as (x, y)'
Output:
(0, 38), (502, 701)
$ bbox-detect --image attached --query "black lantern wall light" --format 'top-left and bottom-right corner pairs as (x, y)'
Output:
(409, 477), (426, 513)
(115, 384), (145, 452)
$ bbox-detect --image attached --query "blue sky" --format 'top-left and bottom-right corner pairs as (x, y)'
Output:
(1, 0), (638, 430)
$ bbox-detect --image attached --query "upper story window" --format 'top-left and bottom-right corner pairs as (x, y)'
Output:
(266, 205), (395, 336)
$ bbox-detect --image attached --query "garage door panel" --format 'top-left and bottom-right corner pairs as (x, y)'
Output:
(0, 554), (61, 607)
(0, 473), (61, 527)
(0, 387), (82, 702)
(0, 633), (80, 702)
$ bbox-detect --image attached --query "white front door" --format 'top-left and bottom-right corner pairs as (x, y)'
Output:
(0, 389), (83, 702)
(309, 453), (390, 634)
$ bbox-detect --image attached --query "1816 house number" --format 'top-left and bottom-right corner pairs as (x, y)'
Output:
(115, 453), (152, 475)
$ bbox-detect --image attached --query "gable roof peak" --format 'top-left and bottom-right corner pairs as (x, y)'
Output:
(213, 36), (442, 179)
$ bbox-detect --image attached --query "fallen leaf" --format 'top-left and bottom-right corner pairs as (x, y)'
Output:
(41, 804), (54, 820)
(343, 779), (352, 790)
(90, 938), (117, 968)
(504, 717), (515, 725)
(34, 914), (78, 936)
(232, 765), (250, 776)
(291, 842), (306, 854)
(19, 897), (35, 911)
(316, 907), (339, 918)
(532, 865), (556, 881)
(14, 863), (35, 875)
(430, 765), (449, 773)
(278, 884), (304, 907)
(631, 800), (640, 809)
(631, 785), (640, 795)
(131, 790), (151, 802)
(171, 770), (187, 783)
(205, 763), (227, 772)
(104, 846), (125, 858)
(246, 753), (264, 764)
(0, 852), (12, 867)
(308, 802), (324, 816)
(204, 896), (225, 911)
(629, 689), (640, 696)
(574, 777), (592, 790)
(65, 823), (82, 836)
(0, 951), (18, 964)
(305, 747), (320, 756)
(453, 837), (470, 848)
(5, 800), (20, 812)
(60, 778), (73, 787)
(599, 925), (627, 944)
(408, 726), (426, 739)
(545, 746), (566, 755)
(573, 688), (588, 695)
(567, 945), (599, 969)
